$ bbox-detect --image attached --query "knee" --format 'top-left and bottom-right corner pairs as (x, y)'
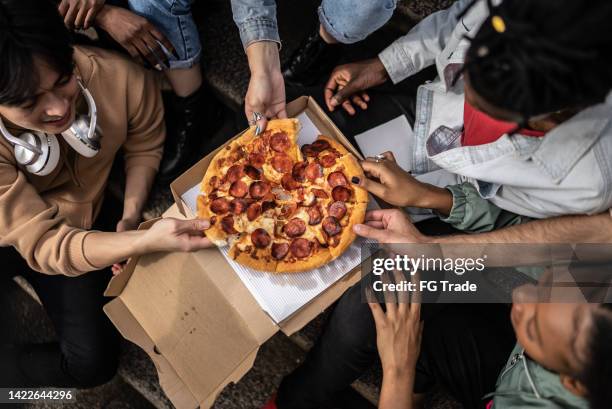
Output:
(64, 342), (119, 388)
(319, 0), (396, 44)
(326, 285), (377, 352)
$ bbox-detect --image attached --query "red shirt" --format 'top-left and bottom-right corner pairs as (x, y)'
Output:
(461, 101), (545, 146)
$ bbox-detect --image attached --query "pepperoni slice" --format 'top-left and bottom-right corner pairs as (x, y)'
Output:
(332, 185), (352, 202)
(272, 154), (294, 173)
(244, 165), (261, 180)
(328, 201), (347, 219)
(305, 163), (323, 181)
(327, 171), (348, 188)
(221, 215), (238, 234)
(292, 162), (307, 182)
(249, 152), (265, 168)
(229, 147), (247, 163)
(301, 144), (318, 157)
(319, 154), (337, 168)
(229, 198), (248, 215)
(284, 218), (306, 238)
(281, 174), (301, 191)
(290, 238), (313, 258)
(210, 197), (230, 215)
(280, 202), (298, 219)
(311, 139), (331, 152)
(247, 202), (262, 221)
(270, 132), (291, 152)
(251, 228), (271, 248)
(322, 216), (342, 236)
(271, 242), (290, 260)
(229, 180), (248, 198)
(249, 181), (271, 199)
(209, 176), (221, 189)
(226, 165), (245, 183)
(312, 189), (329, 199)
(308, 206), (323, 225)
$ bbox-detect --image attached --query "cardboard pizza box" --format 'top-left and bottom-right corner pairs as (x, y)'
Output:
(103, 97), (366, 409)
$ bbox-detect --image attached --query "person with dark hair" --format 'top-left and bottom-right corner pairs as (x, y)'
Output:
(366, 285), (612, 409)
(54, 0), (223, 182)
(0, 0), (213, 387)
(315, 0), (612, 221)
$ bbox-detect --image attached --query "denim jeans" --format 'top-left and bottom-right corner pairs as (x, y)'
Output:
(318, 0), (397, 44)
(231, 0), (397, 47)
(128, 0), (201, 69)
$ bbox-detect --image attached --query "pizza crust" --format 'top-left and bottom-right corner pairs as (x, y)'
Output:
(276, 247), (333, 273)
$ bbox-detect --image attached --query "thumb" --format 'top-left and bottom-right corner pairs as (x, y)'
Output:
(331, 81), (361, 107)
(176, 218), (210, 234)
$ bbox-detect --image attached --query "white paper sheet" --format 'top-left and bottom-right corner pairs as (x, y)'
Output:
(182, 113), (375, 323)
(354, 116), (414, 172)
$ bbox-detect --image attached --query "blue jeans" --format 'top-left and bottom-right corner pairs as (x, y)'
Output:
(128, 0), (201, 69)
(318, 0), (397, 44)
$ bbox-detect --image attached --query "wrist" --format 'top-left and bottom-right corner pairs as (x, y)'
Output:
(246, 41), (281, 76)
(94, 5), (113, 29)
(370, 57), (390, 83)
(382, 365), (415, 383)
(412, 183), (452, 212)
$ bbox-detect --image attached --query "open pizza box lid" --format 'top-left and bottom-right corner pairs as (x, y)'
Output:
(103, 97), (366, 409)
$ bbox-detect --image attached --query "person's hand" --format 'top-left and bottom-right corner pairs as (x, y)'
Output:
(95, 5), (176, 69)
(354, 151), (447, 209)
(136, 218), (213, 254)
(354, 209), (427, 243)
(58, 0), (105, 30)
(369, 274), (423, 378)
(112, 215), (142, 275)
(245, 42), (288, 135)
(324, 58), (389, 115)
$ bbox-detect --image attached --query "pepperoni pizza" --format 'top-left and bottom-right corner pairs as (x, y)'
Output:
(197, 118), (367, 273)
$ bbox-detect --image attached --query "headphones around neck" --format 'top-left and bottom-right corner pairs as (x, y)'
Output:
(0, 80), (101, 176)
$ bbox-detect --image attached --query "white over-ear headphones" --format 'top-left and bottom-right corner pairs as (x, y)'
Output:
(0, 80), (101, 176)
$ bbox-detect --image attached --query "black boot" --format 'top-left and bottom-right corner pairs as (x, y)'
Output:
(158, 86), (220, 182)
(282, 27), (342, 86)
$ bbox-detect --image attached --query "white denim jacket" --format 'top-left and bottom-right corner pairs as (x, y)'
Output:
(378, 0), (612, 219)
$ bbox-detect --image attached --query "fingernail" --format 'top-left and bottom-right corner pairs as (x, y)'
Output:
(351, 176), (360, 185)
(353, 224), (364, 233)
(255, 125), (261, 136)
(330, 97), (339, 107)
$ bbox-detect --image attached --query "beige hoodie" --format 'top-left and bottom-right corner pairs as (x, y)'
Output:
(0, 46), (165, 276)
